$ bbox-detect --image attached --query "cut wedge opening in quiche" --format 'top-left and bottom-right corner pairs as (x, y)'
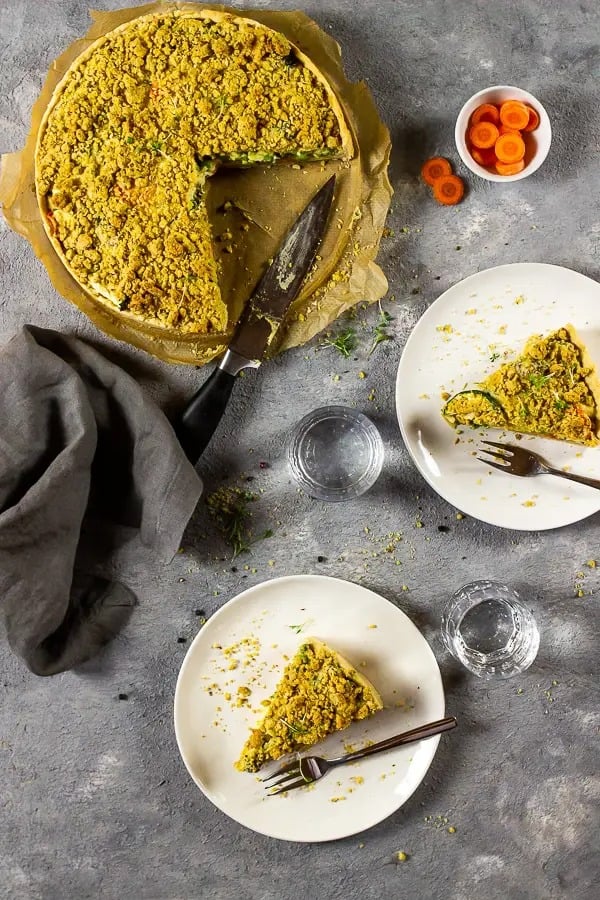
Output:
(235, 638), (383, 773)
(442, 325), (600, 446)
(35, 10), (353, 334)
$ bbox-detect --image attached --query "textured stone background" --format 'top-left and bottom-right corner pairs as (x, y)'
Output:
(1, 1), (599, 898)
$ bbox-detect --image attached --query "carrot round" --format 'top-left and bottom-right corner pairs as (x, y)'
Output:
(470, 103), (500, 126)
(469, 121), (500, 149)
(495, 159), (525, 176)
(499, 101), (530, 131)
(432, 174), (465, 205)
(523, 106), (540, 132)
(471, 147), (497, 167)
(420, 156), (453, 185)
(495, 132), (526, 164)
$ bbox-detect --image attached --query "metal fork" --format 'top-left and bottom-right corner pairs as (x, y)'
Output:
(261, 716), (457, 795)
(477, 440), (600, 490)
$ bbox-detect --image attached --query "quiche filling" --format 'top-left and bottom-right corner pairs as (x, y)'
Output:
(235, 638), (383, 773)
(443, 326), (600, 446)
(36, 12), (351, 333)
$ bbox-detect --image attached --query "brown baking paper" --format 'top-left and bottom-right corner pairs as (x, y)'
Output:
(0, 2), (392, 366)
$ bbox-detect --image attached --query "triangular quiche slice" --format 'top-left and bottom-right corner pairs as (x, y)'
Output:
(442, 325), (600, 446)
(235, 638), (383, 773)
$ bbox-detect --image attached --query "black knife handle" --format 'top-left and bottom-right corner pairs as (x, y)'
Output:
(176, 367), (236, 463)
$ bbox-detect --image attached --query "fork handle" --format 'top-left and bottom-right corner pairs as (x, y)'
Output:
(545, 466), (600, 491)
(328, 716), (457, 766)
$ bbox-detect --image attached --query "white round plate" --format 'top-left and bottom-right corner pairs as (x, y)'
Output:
(396, 263), (600, 531)
(174, 574), (445, 842)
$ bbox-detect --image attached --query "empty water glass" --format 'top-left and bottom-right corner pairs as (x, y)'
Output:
(441, 580), (539, 679)
(287, 405), (384, 501)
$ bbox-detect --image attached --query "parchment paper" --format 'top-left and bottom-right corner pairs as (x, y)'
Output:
(0, 2), (393, 366)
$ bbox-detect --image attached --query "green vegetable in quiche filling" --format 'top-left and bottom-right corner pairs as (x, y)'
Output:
(442, 389), (507, 429)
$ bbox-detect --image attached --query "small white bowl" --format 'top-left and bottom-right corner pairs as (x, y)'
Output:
(455, 84), (552, 182)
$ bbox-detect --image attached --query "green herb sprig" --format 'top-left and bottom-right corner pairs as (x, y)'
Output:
(206, 487), (257, 558)
(529, 373), (552, 389)
(369, 306), (394, 355)
(321, 327), (357, 358)
(279, 717), (308, 735)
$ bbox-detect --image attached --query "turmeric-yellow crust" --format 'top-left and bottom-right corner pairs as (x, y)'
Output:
(235, 638), (383, 773)
(35, 11), (352, 333)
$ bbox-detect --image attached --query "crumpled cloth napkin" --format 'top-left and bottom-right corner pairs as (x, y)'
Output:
(0, 326), (202, 675)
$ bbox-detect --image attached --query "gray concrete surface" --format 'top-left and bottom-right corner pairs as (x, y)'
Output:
(1, 1), (599, 898)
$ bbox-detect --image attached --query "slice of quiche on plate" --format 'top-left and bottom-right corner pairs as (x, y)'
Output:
(235, 637), (383, 773)
(442, 325), (600, 446)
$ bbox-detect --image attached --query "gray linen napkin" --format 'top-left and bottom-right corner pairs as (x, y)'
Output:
(0, 325), (202, 675)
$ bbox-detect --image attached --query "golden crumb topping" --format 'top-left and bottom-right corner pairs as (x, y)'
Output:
(36, 13), (346, 332)
(235, 639), (382, 773)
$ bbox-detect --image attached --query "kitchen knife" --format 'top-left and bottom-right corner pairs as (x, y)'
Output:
(176, 174), (336, 463)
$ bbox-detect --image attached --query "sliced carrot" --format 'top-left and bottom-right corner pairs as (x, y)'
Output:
(499, 101), (530, 131)
(468, 121), (500, 149)
(499, 124), (521, 135)
(522, 105), (540, 132)
(470, 103), (500, 126)
(471, 147), (497, 167)
(432, 174), (465, 205)
(420, 156), (453, 186)
(495, 159), (525, 176)
(495, 132), (526, 164)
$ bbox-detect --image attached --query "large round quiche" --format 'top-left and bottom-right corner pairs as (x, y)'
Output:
(35, 10), (353, 335)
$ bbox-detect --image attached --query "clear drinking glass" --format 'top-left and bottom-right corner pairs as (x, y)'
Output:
(441, 580), (539, 679)
(287, 405), (384, 501)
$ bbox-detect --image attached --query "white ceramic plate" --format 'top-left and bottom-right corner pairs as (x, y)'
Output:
(396, 263), (600, 531)
(174, 574), (445, 842)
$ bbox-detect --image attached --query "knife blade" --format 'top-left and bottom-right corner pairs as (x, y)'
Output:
(176, 175), (336, 463)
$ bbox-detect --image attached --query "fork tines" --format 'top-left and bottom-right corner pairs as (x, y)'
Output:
(259, 759), (310, 795)
(476, 456), (511, 472)
(479, 440), (514, 452)
(259, 759), (300, 783)
(266, 778), (308, 796)
(476, 440), (513, 470)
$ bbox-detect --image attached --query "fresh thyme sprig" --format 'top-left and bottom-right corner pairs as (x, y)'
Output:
(321, 327), (357, 358)
(206, 487), (274, 557)
(206, 487), (256, 558)
(368, 305), (394, 356)
(279, 717), (308, 735)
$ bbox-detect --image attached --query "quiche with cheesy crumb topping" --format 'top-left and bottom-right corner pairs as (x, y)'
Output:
(442, 325), (600, 446)
(35, 11), (353, 334)
(235, 638), (383, 773)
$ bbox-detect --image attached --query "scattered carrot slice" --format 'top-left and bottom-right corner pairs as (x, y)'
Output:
(522, 105), (540, 132)
(420, 156), (453, 186)
(469, 121), (500, 149)
(495, 159), (525, 176)
(471, 147), (497, 167)
(432, 174), (465, 205)
(499, 101), (530, 131)
(495, 132), (526, 164)
(470, 103), (500, 126)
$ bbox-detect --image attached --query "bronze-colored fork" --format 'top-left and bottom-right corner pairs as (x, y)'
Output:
(477, 440), (600, 490)
(261, 716), (457, 795)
